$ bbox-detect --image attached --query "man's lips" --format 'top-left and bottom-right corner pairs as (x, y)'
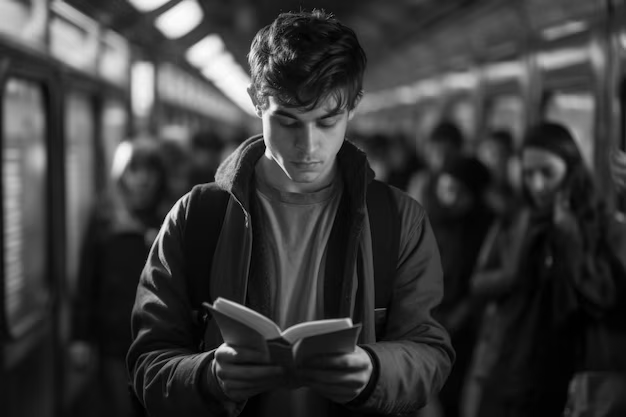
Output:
(291, 161), (322, 168)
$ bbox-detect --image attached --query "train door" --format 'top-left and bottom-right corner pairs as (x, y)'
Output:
(62, 87), (99, 413)
(528, 0), (610, 190)
(0, 62), (64, 417)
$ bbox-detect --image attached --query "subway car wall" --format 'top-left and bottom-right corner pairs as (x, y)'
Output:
(1, 0), (626, 417)
(0, 2), (254, 417)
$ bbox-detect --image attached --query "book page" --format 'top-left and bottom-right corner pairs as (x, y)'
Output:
(208, 307), (269, 352)
(293, 324), (362, 364)
(212, 298), (282, 339)
(281, 318), (353, 344)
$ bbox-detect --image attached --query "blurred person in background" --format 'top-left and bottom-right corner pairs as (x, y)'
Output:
(476, 129), (518, 216)
(71, 138), (168, 417)
(188, 129), (226, 186)
(459, 129), (521, 417)
(474, 122), (625, 417)
(426, 155), (494, 417)
(386, 134), (423, 192)
(611, 148), (626, 197)
(360, 133), (391, 182)
(159, 137), (193, 213)
(407, 121), (464, 208)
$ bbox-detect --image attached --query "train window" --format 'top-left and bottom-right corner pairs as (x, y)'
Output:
(1, 78), (49, 338)
(65, 91), (97, 293)
(0, 0), (46, 42)
(544, 91), (595, 168)
(484, 95), (525, 146)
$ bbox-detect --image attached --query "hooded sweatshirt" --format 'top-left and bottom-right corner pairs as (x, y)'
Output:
(127, 136), (454, 417)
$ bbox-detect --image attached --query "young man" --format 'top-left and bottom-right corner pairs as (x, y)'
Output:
(127, 10), (453, 417)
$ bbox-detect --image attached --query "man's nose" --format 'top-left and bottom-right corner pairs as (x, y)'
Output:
(295, 123), (317, 153)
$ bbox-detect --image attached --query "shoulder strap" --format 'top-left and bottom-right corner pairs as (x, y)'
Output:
(366, 180), (401, 309)
(183, 183), (230, 310)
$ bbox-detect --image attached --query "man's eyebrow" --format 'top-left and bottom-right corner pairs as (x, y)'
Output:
(273, 109), (299, 119)
(272, 108), (345, 120)
(320, 108), (345, 119)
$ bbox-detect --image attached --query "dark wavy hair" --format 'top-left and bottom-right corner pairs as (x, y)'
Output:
(521, 122), (606, 249)
(110, 138), (168, 215)
(248, 9), (367, 111)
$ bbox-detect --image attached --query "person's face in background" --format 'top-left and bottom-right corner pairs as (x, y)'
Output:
(425, 141), (459, 173)
(435, 173), (474, 215)
(122, 163), (161, 212)
(477, 138), (510, 185)
(522, 147), (568, 209)
(191, 146), (223, 173)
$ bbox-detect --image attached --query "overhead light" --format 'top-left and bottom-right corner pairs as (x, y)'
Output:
(444, 71), (477, 90)
(542, 20), (588, 41)
(154, 0), (203, 39)
(128, 0), (171, 13)
(200, 53), (255, 116)
(131, 61), (155, 117)
(186, 34), (225, 67)
(201, 52), (236, 79)
(537, 46), (590, 70)
(484, 61), (524, 82)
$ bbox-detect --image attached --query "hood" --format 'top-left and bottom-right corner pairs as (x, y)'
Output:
(214, 134), (376, 213)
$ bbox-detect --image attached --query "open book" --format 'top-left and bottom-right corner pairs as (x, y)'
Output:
(203, 297), (361, 367)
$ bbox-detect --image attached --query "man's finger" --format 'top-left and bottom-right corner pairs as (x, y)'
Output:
(215, 344), (269, 364)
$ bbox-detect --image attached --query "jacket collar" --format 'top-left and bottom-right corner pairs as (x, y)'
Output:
(214, 134), (375, 213)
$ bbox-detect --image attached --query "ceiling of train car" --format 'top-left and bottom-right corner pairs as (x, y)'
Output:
(65, 0), (476, 93)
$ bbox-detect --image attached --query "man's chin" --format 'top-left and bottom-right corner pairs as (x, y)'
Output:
(288, 172), (320, 184)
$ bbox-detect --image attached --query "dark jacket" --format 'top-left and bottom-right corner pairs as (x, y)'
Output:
(127, 136), (454, 416)
(479, 206), (624, 417)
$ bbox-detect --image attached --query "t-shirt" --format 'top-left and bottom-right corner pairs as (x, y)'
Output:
(255, 174), (343, 329)
(253, 171), (343, 417)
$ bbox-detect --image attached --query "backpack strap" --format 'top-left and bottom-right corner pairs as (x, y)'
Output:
(366, 180), (401, 309)
(183, 183), (230, 311)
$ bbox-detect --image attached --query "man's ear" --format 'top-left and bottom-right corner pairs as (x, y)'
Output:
(247, 85), (263, 118)
(348, 95), (362, 121)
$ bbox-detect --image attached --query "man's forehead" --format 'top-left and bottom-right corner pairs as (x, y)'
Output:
(267, 95), (346, 115)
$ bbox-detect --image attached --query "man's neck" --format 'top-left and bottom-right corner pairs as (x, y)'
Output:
(256, 156), (338, 194)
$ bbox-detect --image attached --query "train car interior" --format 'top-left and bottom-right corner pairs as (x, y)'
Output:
(1, 0), (625, 416)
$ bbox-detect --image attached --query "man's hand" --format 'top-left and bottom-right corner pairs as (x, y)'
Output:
(296, 346), (374, 404)
(213, 343), (285, 402)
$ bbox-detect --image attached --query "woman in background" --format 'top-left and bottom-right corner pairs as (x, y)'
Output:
(475, 122), (621, 417)
(72, 138), (167, 417)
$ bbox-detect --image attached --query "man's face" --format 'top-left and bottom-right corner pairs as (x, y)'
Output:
(255, 94), (354, 192)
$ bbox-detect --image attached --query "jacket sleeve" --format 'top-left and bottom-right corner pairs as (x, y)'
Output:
(126, 194), (245, 417)
(356, 192), (455, 415)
